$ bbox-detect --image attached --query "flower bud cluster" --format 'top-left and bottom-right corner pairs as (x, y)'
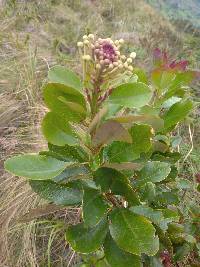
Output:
(77, 34), (136, 78)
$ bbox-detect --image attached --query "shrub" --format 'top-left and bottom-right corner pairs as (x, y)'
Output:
(5, 35), (200, 266)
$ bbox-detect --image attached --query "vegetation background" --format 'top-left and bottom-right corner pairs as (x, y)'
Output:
(0, 0), (199, 266)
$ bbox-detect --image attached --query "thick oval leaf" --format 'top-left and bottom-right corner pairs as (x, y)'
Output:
(104, 141), (139, 163)
(94, 167), (140, 205)
(129, 124), (153, 154)
(48, 65), (82, 91)
(137, 161), (171, 185)
(103, 162), (142, 171)
(130, 205), (164, 224)
(30, 180), (82, 205)
(174, 243), (192, 262)
(47, 143), (89, 163)
(109, 208), (159, 256)
(163, 100), (193, 129)
(43, 83), (86, 122)
(104, 234), (142, 267)
(161, 96), (181, 109)
(53, 165), (91, 183)
(139, 182), (156, 202)
(104, 124), (153, 163)
(42, 112), (78, 146)
(83, 187), (109, 227)
(155, 191), (180, 208)
(158, 208), (180, 231)
(92, 120), (132, 146)
(66, 217), (108, 253)
(109, 82), (152, 108)
(4, 154), (70, 180)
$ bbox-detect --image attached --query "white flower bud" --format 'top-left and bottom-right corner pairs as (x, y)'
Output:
(130, 52), (136, 59)
(83, 35), (88, 40)
(114, 40), (119, 45)
(115, 51), (120, 56)
(88, 34), (94, 40)
(109, 63), (114, 69)
(84, 40), (90, 45)
(128, 65), (133, 71)
(121, 55), (126, 60)
(124, 62), (129, 68)
(113, 62), (119, 67)
(100, 60), (104, 65)
(127, 57), (132, 63)
(82, 55), (91, 61)
(96, 64), (101, 69)
(77, 42), (84, 47)
(119, 38), (124, 44)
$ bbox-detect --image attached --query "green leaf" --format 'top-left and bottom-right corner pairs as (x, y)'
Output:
(139, 182), (156, 202)
(130, 205), (163, 224)
(134, 68), (148, 84)
(161, 96), (181, 109)
(129, 124), (153, 154)
(109, 82), (152, 108)
(197, 184), (200, 192)
(163, 100), (193, 129)
(137, 161), (171, 185)
(83, 187), (109, 227)
(103, 124), (153, 163)
(174, 243), (191, 262)
(170, 135), (182, 148)
(29, 180), (82, 205)
(104, 141), (139, 163)
(176, 178), (192, 190)
(94, 167), (140, 205)
(168, 222), (184, 234)
(66, 217), (108, 253)
(5, 154), (70, 180)
(43, 83), (86, 122)
(53, 165), (91, 183)
(48, 143), (89, 163)
(151, 151), (181, 164)
(152, 70), (176, 92)
(166, 71), (194, 95)
(48, 65), (82, 91)
(104, 234), (142, 267)
(42, 112), (78, 146)
(159, 208), (180, 231)
(109, 208), (159, 256)
(155, 191), (180, 207)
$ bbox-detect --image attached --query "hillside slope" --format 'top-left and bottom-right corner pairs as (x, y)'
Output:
(147, 0), (200, 27)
